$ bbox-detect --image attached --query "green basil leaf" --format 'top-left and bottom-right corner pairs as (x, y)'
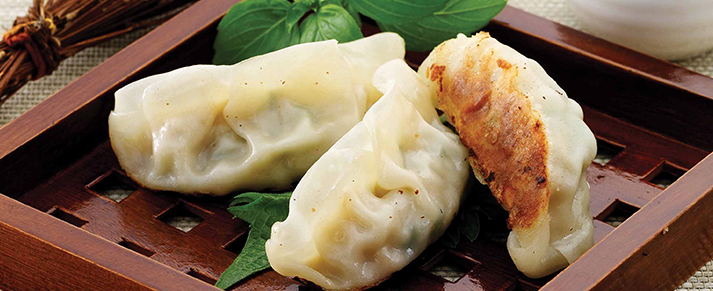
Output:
(378, 21), (457, 52)
(423, 0), (507, 31)
(299, 4), (363, 43)
(215, 231), (270, 289)
(318, 0), (341, 7)
(287, 23), (303, 46)
(440, 191), (481, 248)
(459, 209), (480, 241)
(441, 222), (462, 248)
(213, 0), (303, 65)
(288, 0), (317, 30)
(378, 0), (507, 52)
(321, 0), (362, 27)
(215, 192), (292, 289)
(227, 192), (292, 238)
(341, 0), (362, 27)
(345, 0), (448, 25)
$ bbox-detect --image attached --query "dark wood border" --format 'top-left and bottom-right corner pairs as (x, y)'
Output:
(542, 152), (713, 290)
(0, 195), (218, 291)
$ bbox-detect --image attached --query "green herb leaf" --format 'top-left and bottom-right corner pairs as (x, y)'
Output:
(213, 0), (304, 65)
(340, 0), (362, 27)
(345, 0), (448, 25)
(473, 186), (508, 221)
(378, 0), (507, 52)
(441, 198), (480, 248)
(288, 0), (317, 29)
(377, 21), (454, 52)
(321, 0), (362, 27)
(215, 231), (270, 289)
(460, 207), (481, 241)
(299, 4), (363, 43)
(215, 192), (292, 289)
(422, 0), (507, 31)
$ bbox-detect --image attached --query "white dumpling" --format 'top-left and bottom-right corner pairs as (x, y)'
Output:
(108, 33), (405, 195)
(418, 32), (597, 278)
(265, 60), (469, 290)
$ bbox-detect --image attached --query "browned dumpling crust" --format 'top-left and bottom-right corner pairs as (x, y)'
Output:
(424, 36), (549, 231)
(419, 32), (596, 279)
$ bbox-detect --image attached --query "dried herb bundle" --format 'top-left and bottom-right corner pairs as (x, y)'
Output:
(0, 0), (196, 106)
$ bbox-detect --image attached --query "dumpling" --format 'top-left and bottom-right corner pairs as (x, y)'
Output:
(418, 32), (597, 278)
(265, 60), (469, 290)
(108, 33), (405, 195)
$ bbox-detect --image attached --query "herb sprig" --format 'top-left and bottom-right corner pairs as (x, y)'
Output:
(441, 178), (508, 248)
(213, 0), (507, 65)
(215, 192), (292, 289)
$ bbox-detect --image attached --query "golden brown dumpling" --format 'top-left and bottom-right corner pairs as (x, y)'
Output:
(418, 32), (597, 278)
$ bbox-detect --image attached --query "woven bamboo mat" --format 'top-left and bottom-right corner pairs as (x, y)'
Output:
(2, 1), (712, 290)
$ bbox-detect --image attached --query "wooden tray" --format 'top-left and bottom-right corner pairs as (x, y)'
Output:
(1, 1), (712, 290)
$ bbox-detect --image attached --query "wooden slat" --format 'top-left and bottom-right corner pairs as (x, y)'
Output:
(585, 163), (660, 218)
(0, 194), (218, 291)
(18, 141), (248, 281)
(542, 152), (713, 290)
(582, 106), (708, 175)
(0, 222), (154, 291)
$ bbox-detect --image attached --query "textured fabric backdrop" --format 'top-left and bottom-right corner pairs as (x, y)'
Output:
(2, 0), (712, 290)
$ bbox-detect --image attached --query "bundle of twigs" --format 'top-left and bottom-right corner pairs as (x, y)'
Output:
(0, 0), (196, 106)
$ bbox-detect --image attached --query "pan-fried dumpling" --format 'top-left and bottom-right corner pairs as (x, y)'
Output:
(265, 60), (469, 290)
(108, 33), (405, 195)
(418, 32), (597, 278)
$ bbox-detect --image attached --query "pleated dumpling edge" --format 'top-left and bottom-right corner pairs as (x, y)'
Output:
(265, 60), (469, 290)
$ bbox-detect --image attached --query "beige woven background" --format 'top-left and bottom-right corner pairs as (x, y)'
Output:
(2, 0), (712, 290)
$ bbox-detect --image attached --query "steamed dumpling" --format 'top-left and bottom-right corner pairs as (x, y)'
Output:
(108, 33), (405, 195)
(418, 32), (597, 278)
(265, 60), (469, 290)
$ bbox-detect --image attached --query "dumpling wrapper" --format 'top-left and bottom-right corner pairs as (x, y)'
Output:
(108, 33), (404, 195)
(418, 32), (597, 278)
(265, 60), (469, 290)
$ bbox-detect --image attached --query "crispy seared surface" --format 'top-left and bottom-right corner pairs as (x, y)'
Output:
(425, 43), (549, 230)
